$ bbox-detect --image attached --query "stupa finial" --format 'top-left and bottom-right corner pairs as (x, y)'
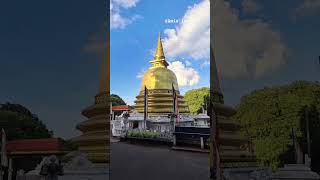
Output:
(155, 32), (165, 59)
(98, 47), (109, 95)
(150, 32), (168, 68)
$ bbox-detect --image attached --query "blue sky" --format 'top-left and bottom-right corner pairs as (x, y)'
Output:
(111, 0), (210, 105)
(0, 1), (106, 138)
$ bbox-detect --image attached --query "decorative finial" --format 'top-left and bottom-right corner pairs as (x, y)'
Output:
(98, 46), (109, 95)
(155, 32), (165, 59)
(149, 32), (169, 68)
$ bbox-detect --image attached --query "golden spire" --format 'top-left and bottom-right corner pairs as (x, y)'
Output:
(210, 45), (224, 104)
(155, 32), (165, 59)
(150, 32), (168, 68)
(98, 46), (110, 95)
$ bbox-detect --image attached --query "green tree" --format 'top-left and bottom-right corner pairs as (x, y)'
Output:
(0, 103), (53, 140)
(299, 105), (320, 172)
(110, 94), (126, 106)
(233, 81), (320, 170)
(184, 87), (210, 114)
(110, 94), (127, 116)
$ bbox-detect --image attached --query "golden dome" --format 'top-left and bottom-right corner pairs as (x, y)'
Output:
(134, 33), (190, 115)
(140, 67), (179, 91)
(140, 32), (179, 91)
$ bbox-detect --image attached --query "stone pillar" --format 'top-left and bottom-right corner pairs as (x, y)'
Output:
(7, 158), (12, 180)
(200, 137), (204, 149)
(305, 154), (311, 168)
(173, 135), (176, 146)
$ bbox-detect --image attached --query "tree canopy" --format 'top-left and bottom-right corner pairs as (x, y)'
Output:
(110, 94), (126, 106)
(233, 81), (320, 170)
(110, 94), (127, 116)
(184, 87), (209, 114)
(0, 103), (53, 140)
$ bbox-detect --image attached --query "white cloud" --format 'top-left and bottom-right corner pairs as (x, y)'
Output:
(112, 0), (139, 8)
(110, 0), (141, 30)
(162, 0), (210, 60)
(136, 68), (147, 79)
(295, 0), (320, 17)
(168, 61), (200, 87)
(213, 0), (288, 78)
(242, 0), (261, 14)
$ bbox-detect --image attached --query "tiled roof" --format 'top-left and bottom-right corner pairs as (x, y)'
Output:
(6, 138), (64, 154)
(112, 105), (130, 111)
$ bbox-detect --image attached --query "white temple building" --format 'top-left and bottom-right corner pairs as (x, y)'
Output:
(111, 109), (209, 137)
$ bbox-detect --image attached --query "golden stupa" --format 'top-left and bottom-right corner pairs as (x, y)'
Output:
(73, 46), (110, 163)
(134, 33), (189, 115)
(209, 46), (255, 171)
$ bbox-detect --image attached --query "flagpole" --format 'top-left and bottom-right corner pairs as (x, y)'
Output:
(144, 86), (148, 130)
(172, 84), (176, 130)
(176, 90), (179, 125)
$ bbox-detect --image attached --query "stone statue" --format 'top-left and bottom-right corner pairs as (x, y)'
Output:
(16, 169), (26, 180)
(40, 155), (63, 180)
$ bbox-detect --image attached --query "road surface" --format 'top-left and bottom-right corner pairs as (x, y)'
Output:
(110, 141), (210, 180)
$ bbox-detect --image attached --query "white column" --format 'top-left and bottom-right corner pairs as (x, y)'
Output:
(200, 137), (204, 149)
(7, 158), (12, 180)
(173, 135), (176, 146)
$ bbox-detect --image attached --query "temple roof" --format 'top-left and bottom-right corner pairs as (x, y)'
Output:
(112, 105), (130, 111)
(126, 112), (194, 122)
(6, 138), (66, 155)
(194, 113), (210, 119)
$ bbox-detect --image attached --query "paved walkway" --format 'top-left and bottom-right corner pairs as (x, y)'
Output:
(110, 141), (210, 180)
(110, 137), (120, 143)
